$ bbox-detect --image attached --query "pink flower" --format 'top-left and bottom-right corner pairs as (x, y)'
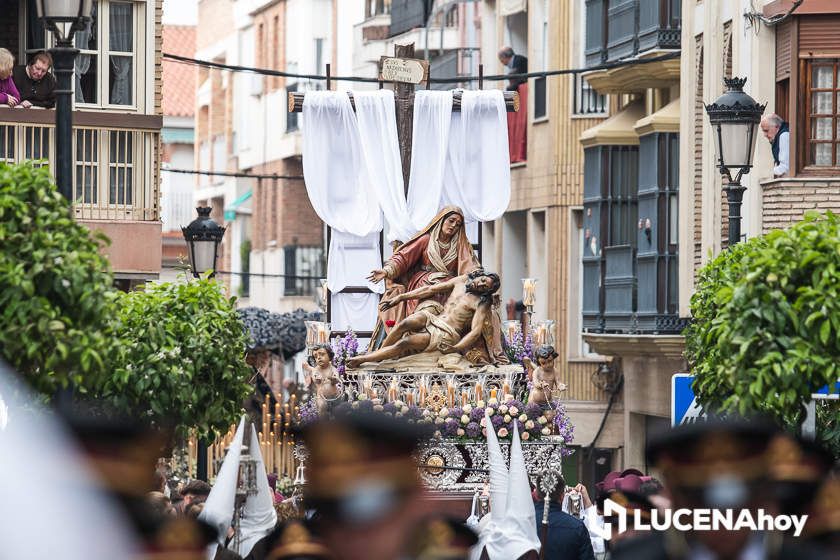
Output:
(521, 431), (530, 440)
(498, 428), (509, 438)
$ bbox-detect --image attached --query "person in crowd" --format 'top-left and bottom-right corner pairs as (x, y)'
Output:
(534, 475), (595, 560)
(0, 48), (21, 108)
(299, 409), (436, 560)
(760, 113), (790, 177)
(147, 490), (177, 517)
(181, 479), (212, 508)
(611, 417), (826, 560)
(497, 46), (528, 92)
(12, 51), (56, 108)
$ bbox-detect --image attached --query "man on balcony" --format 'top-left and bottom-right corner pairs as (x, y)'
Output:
(760, 113), (789, 177)
(12, 51), (56, 109)
(497, 46), (528, 91)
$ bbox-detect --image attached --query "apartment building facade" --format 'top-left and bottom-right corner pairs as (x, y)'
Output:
(0, 0), (164, 285)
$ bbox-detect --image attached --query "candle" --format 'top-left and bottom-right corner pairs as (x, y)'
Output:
(503, 382), (510, 397)
(475, 382), (483, 401)
(462, 391), (469, 406)
(407, 392), (415, 406)
(419, 386), (427, 407)
(447, 385), (455, 408)
(317, 324), (327, 343)
(490, 388), (497, 399)
(522, 278), (537, 307)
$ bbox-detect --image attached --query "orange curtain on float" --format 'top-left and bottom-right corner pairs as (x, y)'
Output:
(507, 82), (528, 163)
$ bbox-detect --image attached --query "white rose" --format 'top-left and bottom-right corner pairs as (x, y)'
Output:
(525, 420), (535, 429)
(358, 394), (368, 401)
(486, 407), (495, 416)
(435, 417), (445, 425)
(423, 409), (431, 417)
(439, 407), (449, 417)
(351, 401), (359, 409)
(541, 427), (551, 435)
(509, 406), (519, 416)
(519, 414), (527, 423)
(498, 405), (508, 414)
(503, 414), (512, 423)
(488, 398), (499, 407)
(476, 400), (486, 408)
(374, 404), (384, 412)
(401, 406), (409, 414)
(538, 416), (548, 425)
(394, 400), (405, 408)
(461, 414), (470, 424)
(434, 430), (442, 438)
(463, 404), (473, 413)
(457, 428), (465, 437)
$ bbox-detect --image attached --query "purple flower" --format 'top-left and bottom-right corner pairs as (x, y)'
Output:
(470, 407), (485, 422)
(448, 407), (464, 420)
(383, 402), (397, 415)
(356, 399), (374, 412)
(524, 403), (542, 420)
(443, 418), (460, 437)
(465, 421), (481, 438)
(299, 401), (319, 425)
(491, 414), (504, 429)
(404, 405), (422, 421)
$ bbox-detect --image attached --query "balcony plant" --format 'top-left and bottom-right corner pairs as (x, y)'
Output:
(686, 211), (840, 456)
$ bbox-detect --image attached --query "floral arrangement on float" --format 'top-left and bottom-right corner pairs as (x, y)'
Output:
(297, 392), (574, 450)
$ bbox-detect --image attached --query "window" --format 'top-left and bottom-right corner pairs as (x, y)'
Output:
(23, 0), (142, 108)
(286, 82), (299, 132)
(806, 60), (840, 167)
(607, 146), (638, 247)
(574, 1), (607, 115)
(72, 129), (138, 209)
(367, 0), (391, 18)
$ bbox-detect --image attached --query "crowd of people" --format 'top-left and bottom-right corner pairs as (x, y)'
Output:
(0, 48), (56, 109)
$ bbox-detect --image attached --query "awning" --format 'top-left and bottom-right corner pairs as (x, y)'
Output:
(500, 0), (527, 16)
(224, 190), (253, 222)
(161, 127), (195, 144)
(579, 101), (645, 148)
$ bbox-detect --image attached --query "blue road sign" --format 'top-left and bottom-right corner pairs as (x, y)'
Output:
(671, 373), (706, 426)
(813, 380), (840, 400)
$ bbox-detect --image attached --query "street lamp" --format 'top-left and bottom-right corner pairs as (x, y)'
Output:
(182, 207), (226, 278)
(705, 77), (766, 246)
(36, 0), (94, 201)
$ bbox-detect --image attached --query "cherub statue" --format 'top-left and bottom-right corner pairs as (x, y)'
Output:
(524, 344), (566, 407)
(303, 343), (342, 413)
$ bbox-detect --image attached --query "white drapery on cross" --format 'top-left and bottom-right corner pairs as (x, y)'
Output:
(302, 88), (510, 329)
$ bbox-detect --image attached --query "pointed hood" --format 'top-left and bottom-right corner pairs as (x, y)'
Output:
(238, 426), (279, 557)
(484, 409), (508, 522)
(506, 423), (541, 551)
(471, 417), (541, 559)
(199, 418), (245, 549)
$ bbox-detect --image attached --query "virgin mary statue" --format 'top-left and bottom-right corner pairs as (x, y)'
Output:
(367, 206), (508, 365)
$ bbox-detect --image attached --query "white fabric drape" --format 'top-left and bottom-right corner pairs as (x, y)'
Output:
(326, 231), (384, 294)
(407, 90), (453, 231)
(238, 426), (278, 557)
(302, 91), (382, 237)
(330, 292), (379, 332)
(442, 90), (511, 224)
(200, 418), (245, 557)
(354, 90), (415, 242)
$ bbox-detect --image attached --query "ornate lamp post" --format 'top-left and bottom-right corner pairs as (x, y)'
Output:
(182, 207), (226, 278)
(705, 77), (766, 246)
(36, 0), (94, 201)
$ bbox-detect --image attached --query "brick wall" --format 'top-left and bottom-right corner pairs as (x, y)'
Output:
(251, 158), (323, 251)
(761, 179), (840, 233)
(197, 0), (234, 51)
(252, 2), (286, 93)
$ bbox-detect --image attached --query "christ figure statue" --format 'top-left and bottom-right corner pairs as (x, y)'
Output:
(346, 270), (501, 368)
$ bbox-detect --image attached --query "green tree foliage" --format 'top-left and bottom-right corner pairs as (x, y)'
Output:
(0, 162), (114, 394)
(104, 278), (252, 439)
(686, 212), (840, 454)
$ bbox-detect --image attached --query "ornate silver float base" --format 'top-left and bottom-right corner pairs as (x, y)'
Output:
(416, 437), (567, 493)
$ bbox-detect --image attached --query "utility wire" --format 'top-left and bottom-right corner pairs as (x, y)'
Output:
(161, 167), (304, 180)
(216, 270), (325, 280)
(163, 50), (681, 84)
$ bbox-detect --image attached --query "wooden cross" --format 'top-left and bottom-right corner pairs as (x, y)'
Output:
(288, 44), (519, 338)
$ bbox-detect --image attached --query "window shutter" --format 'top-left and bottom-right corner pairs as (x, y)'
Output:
(799, 15), (840, 57)
(776, 19), (792, 80)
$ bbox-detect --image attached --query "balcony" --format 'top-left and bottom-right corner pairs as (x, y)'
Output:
(760, 177), (840, 234)
(0, 108), (162, 277)
(583, 0), (681, 94)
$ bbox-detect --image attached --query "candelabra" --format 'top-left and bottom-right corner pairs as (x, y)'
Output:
(232, 423), (259, 553)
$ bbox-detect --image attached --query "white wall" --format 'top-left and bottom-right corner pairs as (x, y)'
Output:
(163, 0), (198, 26)
(501, 211), (527, 304)
(161, 143), (195, 231)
